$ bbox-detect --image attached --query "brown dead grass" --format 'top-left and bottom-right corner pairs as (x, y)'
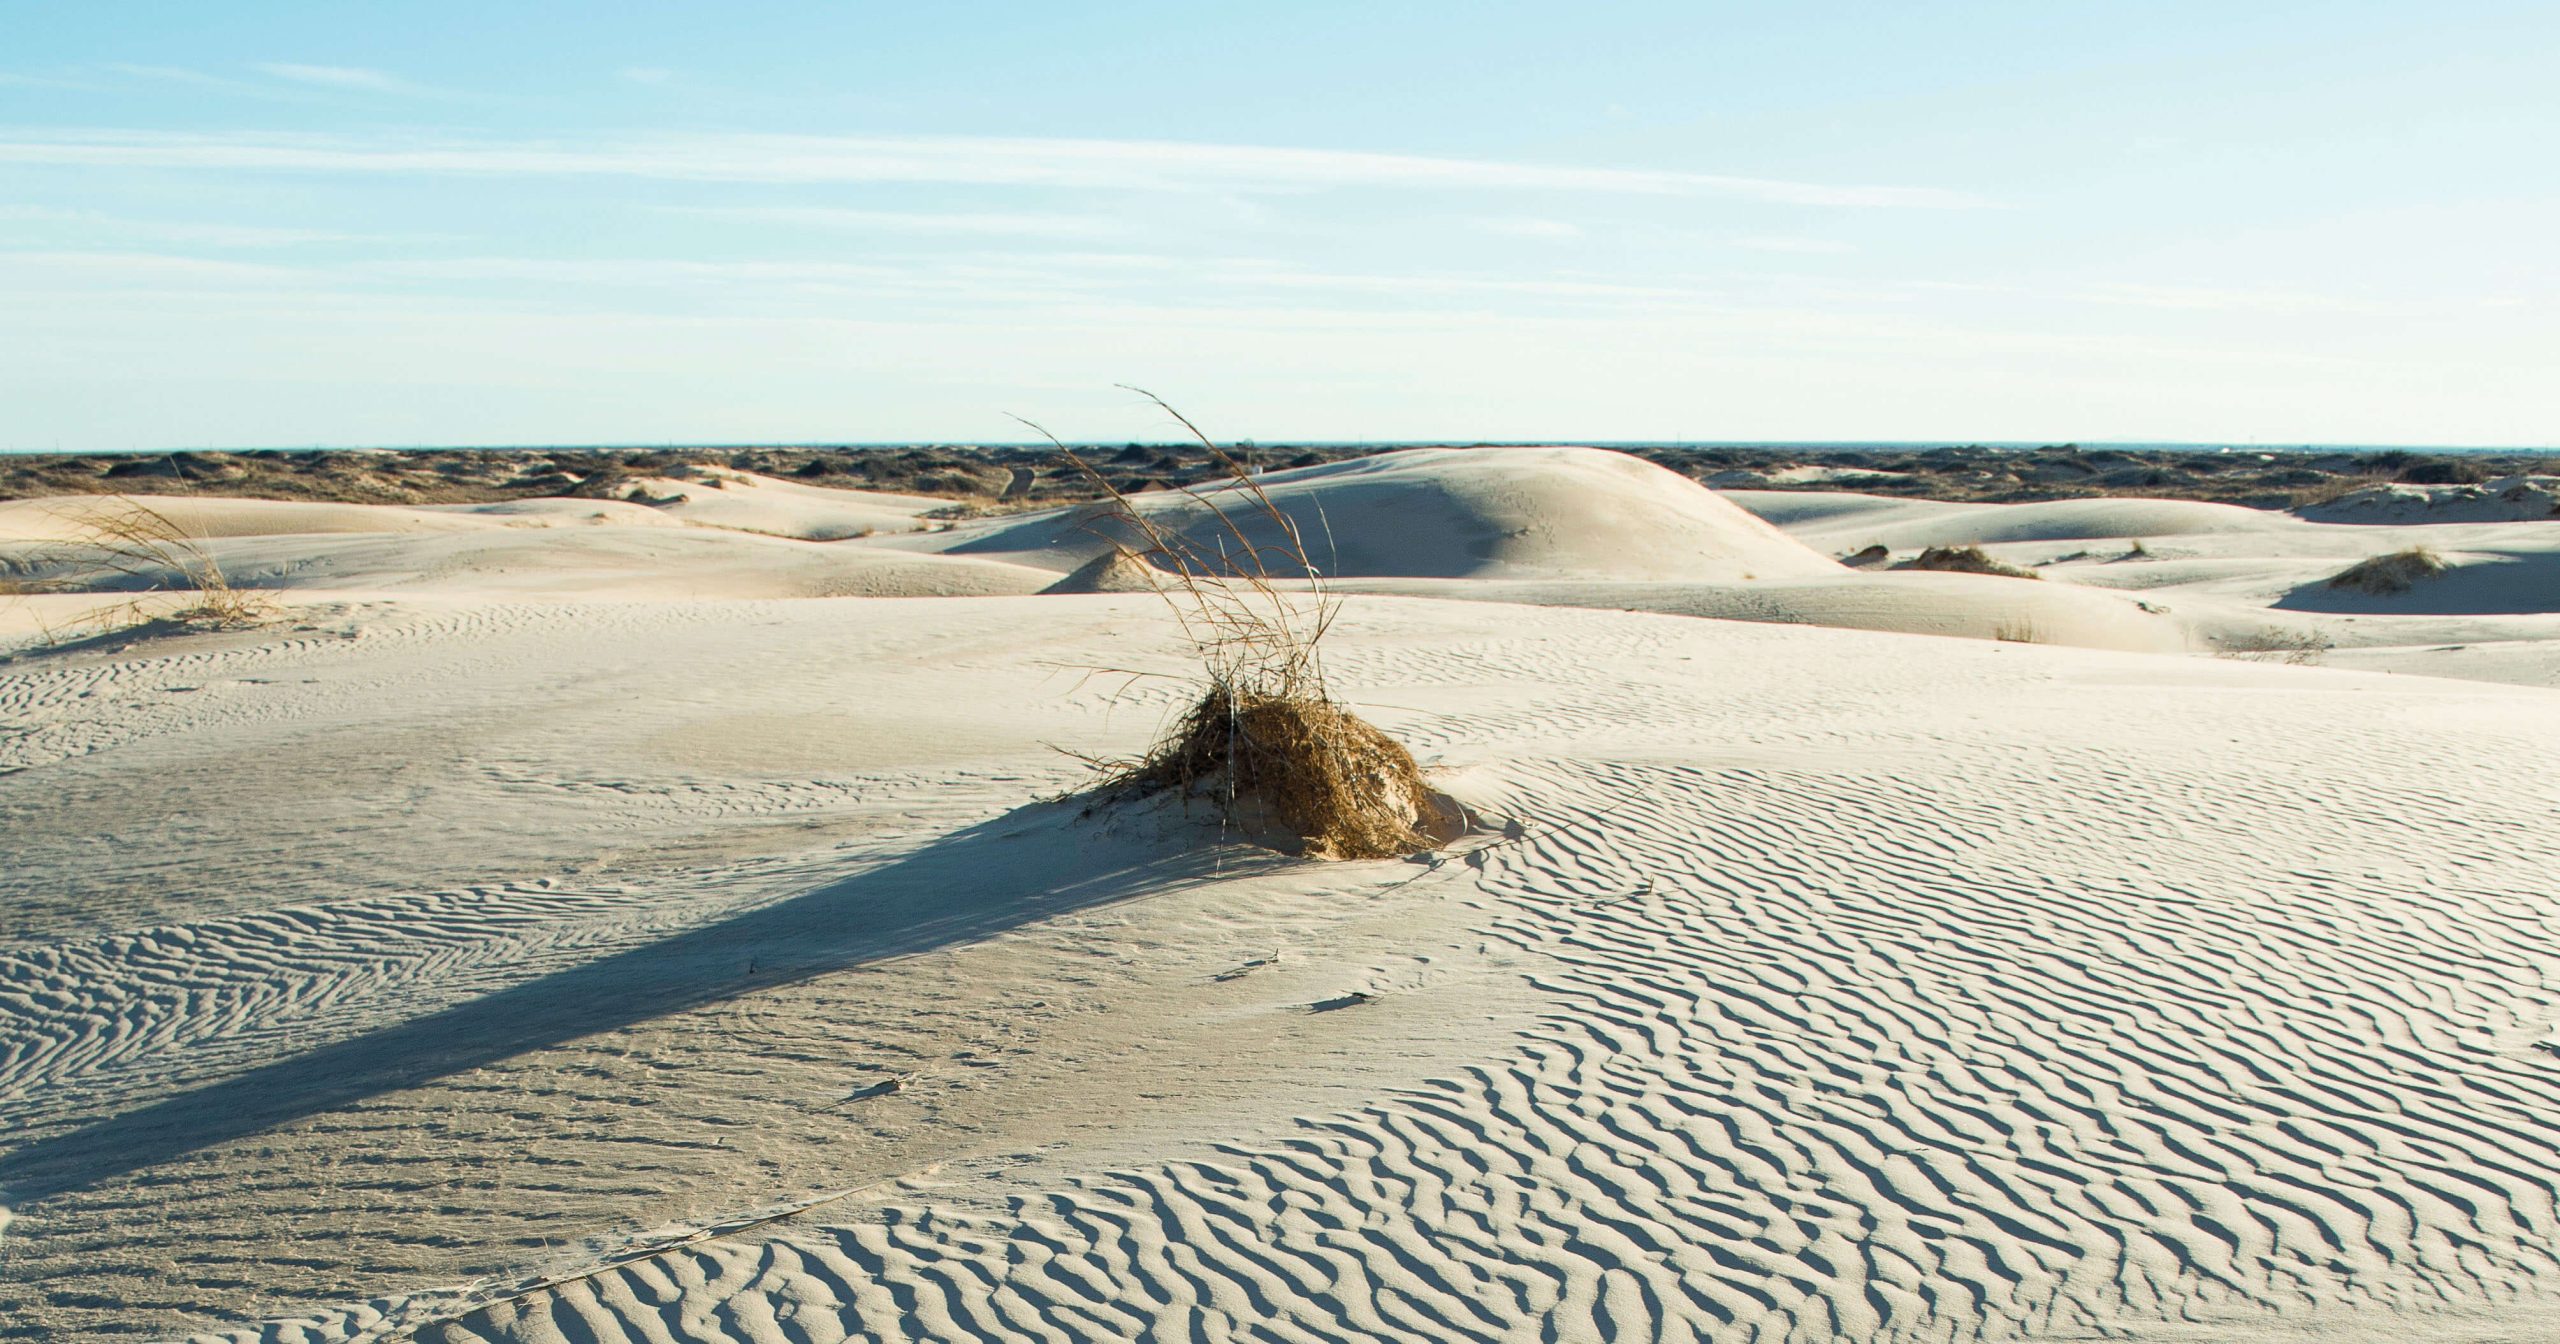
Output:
(1907, 545), (2042, 580)
(1020, 389), (1441, 860)
(31, 497), (271, 635)
(2216, 627), (2333, 665)
(2326, 547), (2448, 596)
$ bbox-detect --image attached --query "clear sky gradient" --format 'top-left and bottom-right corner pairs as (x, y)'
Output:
(4, 2), (2553, 449)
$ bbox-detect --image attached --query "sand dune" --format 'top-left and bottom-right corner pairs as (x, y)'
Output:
(1711, 483), (2560, 677)
(1725, 489), (2293, 551)
(904, 447), (1845, 581)
(2297, 476), (2560, 525)
(5, 591), (2557, 1342)
(1338, 570), (2192, 652)
(2275, 551), (2560, 615)
(0, 493), (672, 543)
(6, 448), (2560, 1340)
(600, 466), (953, 540)
(9, 525), (1048, 602)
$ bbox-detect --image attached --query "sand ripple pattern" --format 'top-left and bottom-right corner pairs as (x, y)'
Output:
(415, 741), (2560, 1343)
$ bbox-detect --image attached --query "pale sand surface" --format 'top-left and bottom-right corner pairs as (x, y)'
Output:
(3, 448), (2557, 1342)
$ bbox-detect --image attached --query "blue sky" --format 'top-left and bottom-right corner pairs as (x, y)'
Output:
(3, 1), (2553, 449)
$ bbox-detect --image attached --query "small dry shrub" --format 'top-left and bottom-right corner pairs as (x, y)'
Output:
(1020, 389), (1442, 860)
(2327, 547), (2447, 596)
(1907, 545), (2041, 580)
(1112, 685), (1438, 861)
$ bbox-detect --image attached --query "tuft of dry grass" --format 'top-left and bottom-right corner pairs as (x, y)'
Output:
(2326, 547), (2448, 596)
(31, 497), (270, 635)
(1906, 545), (2042, 580)
(1020, 389), (1442, 861)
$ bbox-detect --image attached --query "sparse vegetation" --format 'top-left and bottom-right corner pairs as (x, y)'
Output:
(2216, 628), (2334, 666)
(1028, 390), (1443, 861)
(29, 497), (270, 636)
(2289, 476), (2379, 509)
(1905, 546), (2042, 580)
(7, 445), (2556, 513)
(2326, 547), (2449, 596)
(1841, 543), (1890, 567)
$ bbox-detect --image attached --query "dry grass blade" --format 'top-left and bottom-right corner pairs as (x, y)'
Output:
(1012, 392), (1443, 860)
(32, 496), (270, 635)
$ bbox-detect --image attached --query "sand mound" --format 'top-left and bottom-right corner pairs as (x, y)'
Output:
(1039, 548), (1173, 595)
(595, 467), (950, 539)
(1335, 572), (2192, 653)
(908, 447), (1843, 581)
(2297, 475), (2560, 524)
(2277, 550), (2560, 615)
(1725, 491), (2288, 550)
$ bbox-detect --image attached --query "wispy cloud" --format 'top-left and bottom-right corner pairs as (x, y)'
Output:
(0, 205), (389, 248)
(2073, 281), (2399, 315)
(1471, 217), (1584, 240)
(103, 63), (288, 97)
(256, 63), (438, 96)
(663, 205), (1121, 238)
(1733, 235), (1856, 255)
(0, 130), (1995, 208)
(0, 70), (109, 91)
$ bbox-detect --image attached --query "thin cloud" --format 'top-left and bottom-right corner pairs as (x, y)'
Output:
(1733, 235), (1857, 255)
(104, 63), (288, 97)
(256, 63), (435, 95)
(1472, 217), (1584, 240)
(664, 205), (1122, 238)
(0, 205), (394, 248)
(0, 130), (1997, 208)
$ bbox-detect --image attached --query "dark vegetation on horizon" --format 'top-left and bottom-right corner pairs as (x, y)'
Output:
(3, 443), (2553, 513)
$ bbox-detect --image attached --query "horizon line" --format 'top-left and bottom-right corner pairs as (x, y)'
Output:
(6, 439), (2554, 457)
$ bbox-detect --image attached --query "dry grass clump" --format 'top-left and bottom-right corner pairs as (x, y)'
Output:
(1111, 684), (1440, 861)
(32, 497), (270, 633)
(2216, 627), (2333, 665)
(1023, 389), (1442, 861)
(2327, 547), (2448, 596)
(1906, 545), (2042, 580)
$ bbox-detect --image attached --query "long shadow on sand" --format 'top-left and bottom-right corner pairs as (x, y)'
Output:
(0, 801), (1252, 1207)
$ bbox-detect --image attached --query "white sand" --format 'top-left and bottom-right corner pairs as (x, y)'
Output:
(4, 448), (2558, 1342)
